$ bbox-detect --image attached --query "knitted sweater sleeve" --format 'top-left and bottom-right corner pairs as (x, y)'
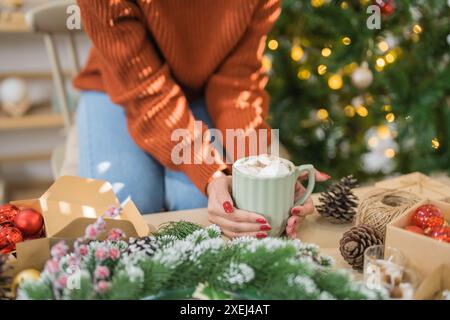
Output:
(205, 0), (281, 160)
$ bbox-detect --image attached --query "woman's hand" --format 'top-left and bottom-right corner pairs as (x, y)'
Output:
(207, 173), (271, 239)
(285, 170), (331, 239)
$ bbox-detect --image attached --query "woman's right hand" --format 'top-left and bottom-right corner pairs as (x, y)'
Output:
(206, 173), (272, 239)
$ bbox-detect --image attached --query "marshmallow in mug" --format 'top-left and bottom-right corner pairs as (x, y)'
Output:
(234, 154), (292, 177)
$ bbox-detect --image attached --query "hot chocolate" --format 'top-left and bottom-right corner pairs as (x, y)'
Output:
(234, 154), (292, 178)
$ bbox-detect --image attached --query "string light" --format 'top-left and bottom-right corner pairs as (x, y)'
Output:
(342, 36), (352, 45)
(377, 125), (391, 138)
(317, 64), (327, 76)
(378, 41), (389, 52)
(383, 104), (392, 112)
(297, 68), (311, 80)
(413, 24), (423, 34)
(340, 1), (349, 9)
(317, 108), (329, 120)
(344, 105), (355, 117)
(321, 48), (332, 57)
(432, 138), (440, 150)
(356, 105), (368, 117)
(311, 0), (325, 7)
(375, 58), (386, 71)
(385, 52), (396, 63)
(376, 58), (386, 68)
(384, 148), (396, 158)
(368, 137), (379, 148)
(386, 112), (395, 122)
(317, 64), (327, 75)
(268, 39), (279, 50)
(328, 74), (343, 90)
(291, 45), (304, 61)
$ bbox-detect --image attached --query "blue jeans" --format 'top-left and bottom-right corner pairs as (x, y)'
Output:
(76, 91), (209, 214)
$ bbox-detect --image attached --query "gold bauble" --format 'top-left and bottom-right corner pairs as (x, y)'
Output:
(11, 269), (41, 297)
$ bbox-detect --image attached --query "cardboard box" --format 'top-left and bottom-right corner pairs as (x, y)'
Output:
(414, 264), (450, 300)
(7, 175), (153, 274)
(375, 172), (450, 201)
(385, 199), (450, 278)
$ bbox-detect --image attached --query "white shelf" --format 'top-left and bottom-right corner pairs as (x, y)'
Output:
(0, 104), (65, 130)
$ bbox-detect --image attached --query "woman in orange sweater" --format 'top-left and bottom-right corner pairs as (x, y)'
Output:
(74, 0), (330, 239)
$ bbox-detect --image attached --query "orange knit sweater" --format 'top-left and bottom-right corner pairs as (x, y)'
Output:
(74, 0), (281, 193)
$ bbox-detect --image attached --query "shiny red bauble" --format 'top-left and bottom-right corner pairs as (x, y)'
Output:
(404, 225), (424, 235)
(0, 226), (23, 254)
(411, 204), (444, 230)
(373, 0), (396, 16)
(0, 204), (19, 226)
(14, 208), (44, 237)
(428, 226), (450, 243)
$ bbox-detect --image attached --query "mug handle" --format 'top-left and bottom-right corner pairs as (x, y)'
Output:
(294, 164), (316, 206)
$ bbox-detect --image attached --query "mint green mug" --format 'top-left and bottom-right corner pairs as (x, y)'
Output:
(232, 156), (316, 237)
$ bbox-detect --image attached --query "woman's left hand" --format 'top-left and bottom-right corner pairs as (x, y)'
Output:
(285, 170), (331, 238)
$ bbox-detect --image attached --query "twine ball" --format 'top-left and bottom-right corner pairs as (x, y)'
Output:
(355, 189), (420, 237)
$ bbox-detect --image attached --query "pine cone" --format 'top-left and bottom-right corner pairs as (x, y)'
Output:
(317, 175), (359, 224)
(339, 225), (383, 271)
(126, 236), (160, 256)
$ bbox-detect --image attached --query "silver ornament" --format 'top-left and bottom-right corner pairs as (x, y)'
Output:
(351, 62), (373, 90)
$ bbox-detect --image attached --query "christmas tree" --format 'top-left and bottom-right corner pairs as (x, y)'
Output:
(266, 0), (450, 185)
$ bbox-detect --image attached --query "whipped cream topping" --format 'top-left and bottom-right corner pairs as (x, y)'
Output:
(234, 154), (292, 177)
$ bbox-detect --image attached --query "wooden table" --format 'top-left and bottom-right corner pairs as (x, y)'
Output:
(144, 186), (373, 276)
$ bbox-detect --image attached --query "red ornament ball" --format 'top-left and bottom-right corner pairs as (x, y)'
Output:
(411, 204), (444, 230)
(373, 0), (396, 16)
(404, 225), (424, 235)
(0, 204), (19, 226)
(428, 226), (450, 243)
(0, 226), (23, 254)
(14, 208), (44, 237)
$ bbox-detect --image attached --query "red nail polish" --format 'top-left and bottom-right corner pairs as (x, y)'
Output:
(223, 201), (234, 214)
(291, 208), (300, 215)
(256, 233), (267, 239)
(256, 218), (267, 224)
(260, 224), (272, 231)
(319, 171), (332, 179)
